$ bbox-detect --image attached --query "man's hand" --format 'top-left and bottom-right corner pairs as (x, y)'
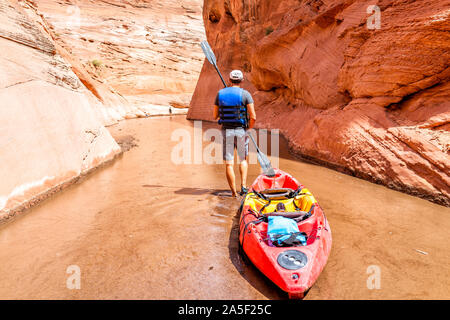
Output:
(213, 105), (220, 120)
(247, 103), (256, 129)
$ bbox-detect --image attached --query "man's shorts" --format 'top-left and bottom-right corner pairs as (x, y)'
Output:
(222, 127), (249, 162)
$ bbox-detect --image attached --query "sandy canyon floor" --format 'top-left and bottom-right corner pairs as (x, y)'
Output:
(0, 116), (448, 299)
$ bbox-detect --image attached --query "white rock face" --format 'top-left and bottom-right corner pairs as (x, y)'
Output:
(27, 0), (206, 114)
(0, 0), (121, 220)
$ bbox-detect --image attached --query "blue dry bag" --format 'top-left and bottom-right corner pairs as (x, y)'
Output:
(268, 216), (307, 247)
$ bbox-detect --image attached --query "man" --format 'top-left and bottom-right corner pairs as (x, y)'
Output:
(213, 70), (257, 197)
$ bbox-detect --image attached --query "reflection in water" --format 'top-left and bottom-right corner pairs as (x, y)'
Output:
(0, 116), (449, 299)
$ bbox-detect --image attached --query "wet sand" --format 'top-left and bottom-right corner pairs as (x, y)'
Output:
(0, 116), (449, 299)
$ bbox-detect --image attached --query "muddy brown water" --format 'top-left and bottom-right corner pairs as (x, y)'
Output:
(0, 116), (449, 299)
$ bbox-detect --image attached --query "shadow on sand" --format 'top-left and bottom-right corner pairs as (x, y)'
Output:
(142, 184), (235, 197)
(143, 183), (286, 299)
(225, 200), (287, 300)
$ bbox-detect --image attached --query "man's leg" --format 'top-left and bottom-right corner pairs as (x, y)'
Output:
(239, 159), (248, 190)
(225, 161), (237, 197)
(223, 128), (237, 197)
(236, 128), (250, 193)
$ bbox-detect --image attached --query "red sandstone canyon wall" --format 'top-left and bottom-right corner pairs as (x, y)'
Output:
(188, 0), (450, 205)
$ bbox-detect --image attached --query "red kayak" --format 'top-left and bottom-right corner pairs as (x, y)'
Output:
(238, 168), (332, 299)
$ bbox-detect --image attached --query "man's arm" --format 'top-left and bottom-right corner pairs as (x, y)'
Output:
(213, 105), (219, 120)
(247, 103), (256, 129)
(213, 93), (220, 120)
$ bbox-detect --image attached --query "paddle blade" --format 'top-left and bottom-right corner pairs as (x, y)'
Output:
(200, 40), (217, 66)
(257, 151), (276, 177)
(248, 132), (276, 177)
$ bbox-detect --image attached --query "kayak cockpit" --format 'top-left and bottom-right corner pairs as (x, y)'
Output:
(241, 187), (321, 247)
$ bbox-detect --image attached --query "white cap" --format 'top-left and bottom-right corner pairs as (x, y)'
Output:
(230, 70), (244, 81)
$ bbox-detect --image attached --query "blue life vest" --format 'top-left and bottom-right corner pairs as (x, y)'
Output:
(218, 87), (248, 128)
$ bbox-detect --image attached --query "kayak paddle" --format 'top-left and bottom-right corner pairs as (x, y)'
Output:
(200, 40), (276, 177)
(200, 41), (227, 88)
(247, 132), (276, 177)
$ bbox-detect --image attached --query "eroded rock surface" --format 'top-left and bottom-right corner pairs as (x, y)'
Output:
(0, 0), (121, 221)
(189, 0), (450, 205)
(25, 0), (205, 118)
(1, 0), (206, 220)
